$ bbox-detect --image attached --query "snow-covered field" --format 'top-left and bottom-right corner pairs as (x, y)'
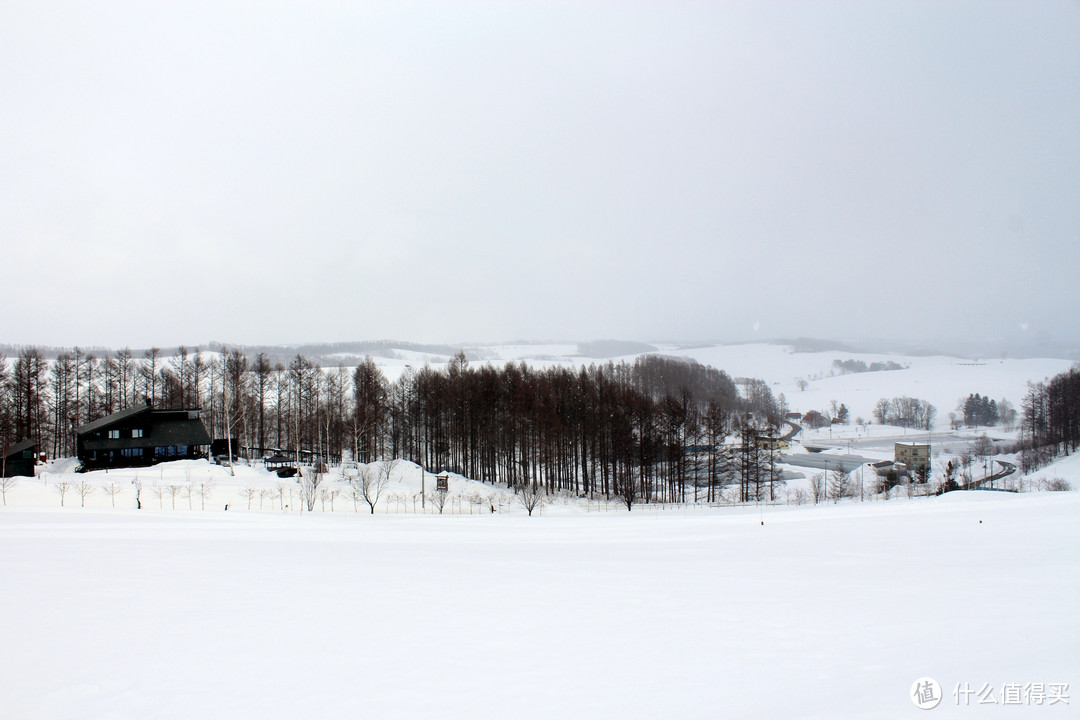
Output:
(666, 343), (1072, 428)
(2, 341), (1077, 718)
(1, 480), (1076, 719)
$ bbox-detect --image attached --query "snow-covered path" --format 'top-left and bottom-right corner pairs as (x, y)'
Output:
(1, 492), (1076, 719)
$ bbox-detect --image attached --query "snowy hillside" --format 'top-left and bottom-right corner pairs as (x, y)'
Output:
(666, 343), (1071, 427)
(348, 341), (1073, 431)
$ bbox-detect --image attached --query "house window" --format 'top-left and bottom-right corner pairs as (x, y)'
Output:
(108, 430), (120, 439)
(121, 448), (143, 458)
(132, 429), (144, 438)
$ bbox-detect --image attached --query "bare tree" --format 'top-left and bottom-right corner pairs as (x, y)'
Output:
(0, 475), (17, 505)
(809, 473), (825, 505)
(873, 398), (891, 425)
(131, 475), (143, 509)
(351, 463), (391, 514)
(616, 473), (637, 511)
(54, 480), (72, 507)
(242, 487), (258, 510)
(348, 486), (364, 513)
(827, 469), (852, 504)
(905, 478), (918, 498)
(152, 484), (166, 509)
(166, 483), (184, 509)
(196, 479), (216, 510)
(342, 467), (359, 511)
(103, 481), (123, 507)
(73, 479), (96, 507)
(300, 466), (324, 512)
(141, 347), (161, 406)
(379, 458), (401, 486)
(428, 489), (449, 514)
(467, 492), (486, 515)
(517, 480), (546, 517)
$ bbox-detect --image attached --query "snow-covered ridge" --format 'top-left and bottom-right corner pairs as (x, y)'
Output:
(355, 341), (1072, 431)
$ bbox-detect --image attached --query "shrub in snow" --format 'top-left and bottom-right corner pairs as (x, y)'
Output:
(1046, 478), (1072, 492)
(0, 475), (17, 505)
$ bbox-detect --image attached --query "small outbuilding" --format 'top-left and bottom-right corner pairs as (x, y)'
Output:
(3, 439), (39, 478)
(211, 438), (241, 464)
(264, 453), (299, 478)
(755, 436), (790, 450)
(871, 460), (896, 477)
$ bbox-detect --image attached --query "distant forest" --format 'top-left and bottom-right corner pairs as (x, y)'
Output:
(832, 358), (906, 374)
(0, 346), (789, 504)
(1018, 366), (1080, 472)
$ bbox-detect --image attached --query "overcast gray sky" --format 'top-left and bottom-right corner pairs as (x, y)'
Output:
(2, 1), (1078, 351)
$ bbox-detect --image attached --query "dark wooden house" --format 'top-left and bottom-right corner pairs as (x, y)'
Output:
(3, 439), (39, 477)
(75, 402), (211, 470)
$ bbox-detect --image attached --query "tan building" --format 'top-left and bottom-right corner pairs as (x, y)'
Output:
(895, 442), (931, 471)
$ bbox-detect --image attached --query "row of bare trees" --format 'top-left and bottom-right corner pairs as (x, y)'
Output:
(871, 395), (937, 430)
(1019, 366), (1080, 472)
(2, 345), (789, 505)
(46, 474), (217, 510)
(373, 353), (786, 506)
(0, 345), (349, 466)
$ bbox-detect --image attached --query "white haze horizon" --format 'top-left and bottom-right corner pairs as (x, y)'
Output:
(2, 335), (1077, 368)
(2, 2), (1078, 351)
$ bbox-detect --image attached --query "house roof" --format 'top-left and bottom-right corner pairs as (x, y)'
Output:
(75, 402), (152, 436)
(4, 438), (37, 458)
(80, 419), (211, 452)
